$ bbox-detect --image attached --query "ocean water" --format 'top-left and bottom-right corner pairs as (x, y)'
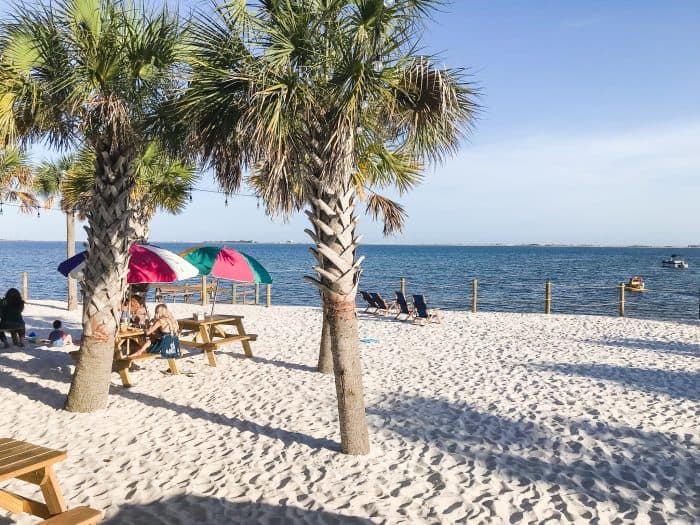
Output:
(0, 241), (698, 322)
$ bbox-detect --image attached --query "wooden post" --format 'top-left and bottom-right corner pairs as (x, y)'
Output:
(400, 277), (406, 297)
(619, 282), (625, 317)
(545, 280), (552, 314)
(266, 284), (271, 307)
(22, 272), (28, 300)
(201, 276), (208, 306)
(66, 211), (78, 310)
(471, 278), (478, 313)
(255, 283), (260, 305)
(231, 283), (237, 304)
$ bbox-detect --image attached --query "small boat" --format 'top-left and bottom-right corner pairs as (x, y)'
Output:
(625, 276), (647, 292)
(662, 255), (688, 269)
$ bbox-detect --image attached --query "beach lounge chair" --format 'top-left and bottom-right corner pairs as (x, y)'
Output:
(394, 291), (414, 320)
(412, 294), (441, 324)
(370, 293), (397, 316)
(359, 291), (378, 313)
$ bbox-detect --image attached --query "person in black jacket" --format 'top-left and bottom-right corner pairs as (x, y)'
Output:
(0, 288), (26, 348)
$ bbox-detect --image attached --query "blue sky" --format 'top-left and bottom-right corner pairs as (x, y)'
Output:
(1, 1), (699, 245)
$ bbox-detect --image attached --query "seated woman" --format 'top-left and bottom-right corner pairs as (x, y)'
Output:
(131, 304), (180, 358)
(122, 294), (149, 327)
(0, 288), (26, 348)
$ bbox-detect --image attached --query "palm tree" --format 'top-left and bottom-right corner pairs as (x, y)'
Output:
(0, 0), (185, 412)
(173, 0), (478, 454)
(0, 147), (37, 213)
(33, 154), (81, 310)
(58, 142), (197, 244)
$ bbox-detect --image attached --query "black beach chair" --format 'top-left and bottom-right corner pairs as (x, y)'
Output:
(394, 291), (414, 321)
(412, 294), (441, 324)
(371, 292), (397, 316)
(359, 291), (378, 313)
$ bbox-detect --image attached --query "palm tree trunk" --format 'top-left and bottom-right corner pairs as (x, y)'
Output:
(305, 177), (370, 455)
(65, 147), (135, 413)
(66, 210), (78, 311)
(317, 302), (333, 374)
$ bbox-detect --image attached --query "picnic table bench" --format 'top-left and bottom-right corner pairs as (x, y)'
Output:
(113, 327), (179, 387)
(178, 315), (256, 367)
(0, 438), (101, 523)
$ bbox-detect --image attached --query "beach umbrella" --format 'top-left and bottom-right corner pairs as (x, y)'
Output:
(179, 246), (272, 314)
(58, 244), (200, 284)
(179, 246), (272, 284)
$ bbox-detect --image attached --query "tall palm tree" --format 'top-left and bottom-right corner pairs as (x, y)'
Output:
(249, 140), (421, 375)
(34, 154), (81, 310)
(0, 0), (185, 412)
(173, 0), (478, 454)
(0, 147), (37, 213)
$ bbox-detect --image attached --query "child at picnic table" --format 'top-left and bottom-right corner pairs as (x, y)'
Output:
(131, 304), (181, 358)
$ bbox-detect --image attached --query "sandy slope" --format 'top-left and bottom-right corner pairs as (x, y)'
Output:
(1, 300), (698, 524)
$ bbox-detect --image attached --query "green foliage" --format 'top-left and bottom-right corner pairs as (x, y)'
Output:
(0, 147), (37, 212)
(0, 0), (185, 153)
(47, 142), (197, 218)
(171, 0), (479, 234)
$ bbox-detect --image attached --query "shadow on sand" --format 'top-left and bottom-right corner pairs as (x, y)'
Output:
(368, 394), (699, 522)
(533, 362), (700, 401)
(585, 337), (700, 358)
(100, 495), (373, 524)
(0, 349), (338, 452)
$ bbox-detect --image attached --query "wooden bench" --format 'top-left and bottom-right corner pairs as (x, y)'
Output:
(154, 284), (218, 303)
(114, 352), (180, 387)
(186, 333), (258, 351)
(39, 506), (102, 524)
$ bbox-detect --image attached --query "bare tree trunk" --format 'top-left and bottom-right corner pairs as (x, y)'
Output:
(66, 210), (78, 311)
(305, 175), (370, 455)
(65, 146), (135, 412)
(317, 302), (333, 374)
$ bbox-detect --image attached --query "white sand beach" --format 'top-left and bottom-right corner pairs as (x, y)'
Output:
(1, 300), (698, 524)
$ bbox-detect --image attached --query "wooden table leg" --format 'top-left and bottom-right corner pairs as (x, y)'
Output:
(117, 361), (133, 387)
(38, 466), (67, 515)
(167, 358), (179, 375)
(234, 319), (254, 357)
(199, 325), (217, 367)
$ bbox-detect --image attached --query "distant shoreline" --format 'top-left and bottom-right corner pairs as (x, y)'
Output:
(1, 239), (699, 249)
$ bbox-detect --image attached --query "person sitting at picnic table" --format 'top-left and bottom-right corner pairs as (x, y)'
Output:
(122, 294), (148, 327)
(47, 320), (74, 347)
(0, 288), (26, 348)
(131, 303), (180, 358)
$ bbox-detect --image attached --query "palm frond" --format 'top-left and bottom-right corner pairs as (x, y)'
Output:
(364, 191), (407, 236)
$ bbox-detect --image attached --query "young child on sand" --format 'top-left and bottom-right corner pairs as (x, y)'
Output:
(48, 320), (73, 347)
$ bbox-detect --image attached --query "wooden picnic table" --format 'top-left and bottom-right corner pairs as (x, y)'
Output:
(177, 315), (256, 367)
(0, 438), (67, 519)
(113, 327), (179, 387)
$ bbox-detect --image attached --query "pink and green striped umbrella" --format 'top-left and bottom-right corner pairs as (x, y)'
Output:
(58, 244), (199, 284)
(179, 246), (272, 284)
